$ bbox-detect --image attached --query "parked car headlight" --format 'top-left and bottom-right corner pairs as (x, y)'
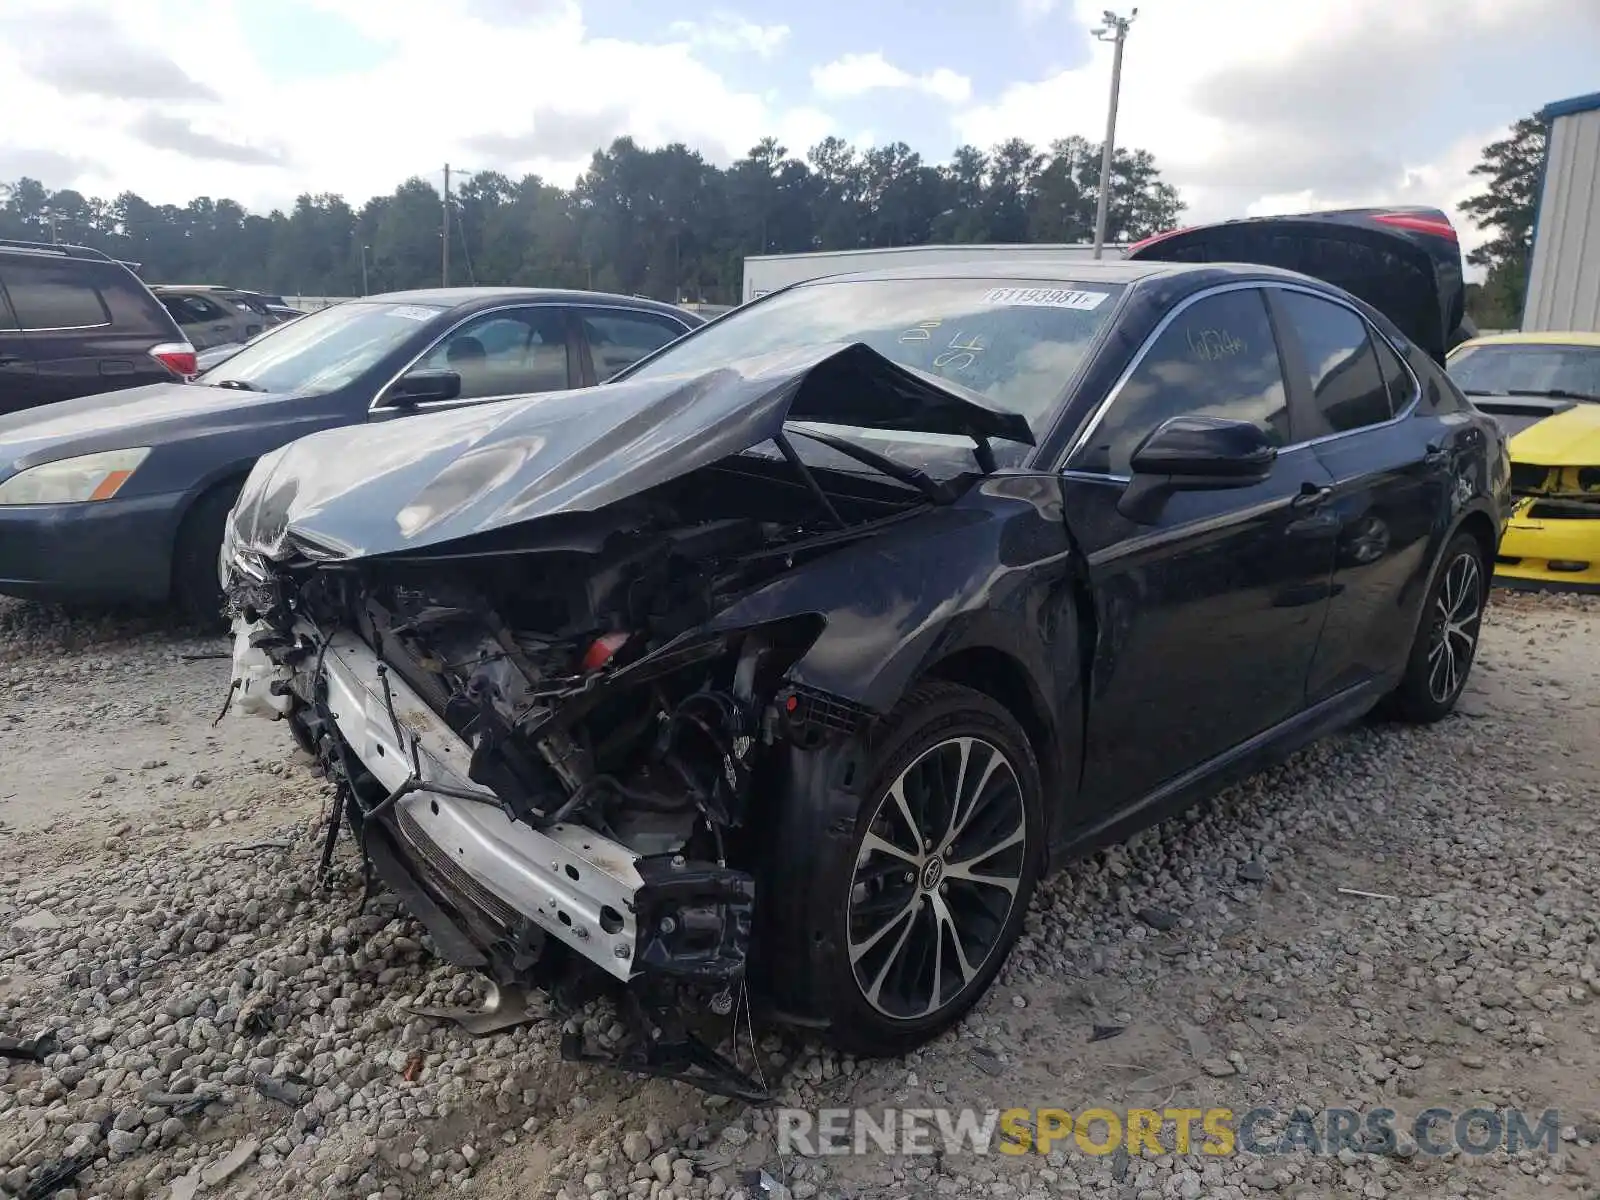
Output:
(0, 448), (152, 505)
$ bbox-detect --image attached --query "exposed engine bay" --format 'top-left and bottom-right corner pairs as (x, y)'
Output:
(226, 454), (928, 1098)
(220, 341), (1038, 1098)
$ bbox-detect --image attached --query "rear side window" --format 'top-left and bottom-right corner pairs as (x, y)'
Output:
(2, 259), (111, 330)
(581, 310), (688, 379)
(1275, 291), (1392, 434)
(165, 295), (229, 323)
(1371, 332), (1416, 412)
(1073, 288), (1289, 476)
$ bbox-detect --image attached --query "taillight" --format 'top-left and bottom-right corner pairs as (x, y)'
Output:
(1124, 226), (1194, 256)
(149, 341), (198, 379)
(1372, 212), (1459, 241)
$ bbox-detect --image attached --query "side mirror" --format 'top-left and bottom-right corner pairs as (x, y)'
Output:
(383, 368), (461, 408)
(1118, 415), (1277, 522)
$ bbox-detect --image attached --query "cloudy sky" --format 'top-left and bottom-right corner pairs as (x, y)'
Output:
(1, 0), (1596, 255)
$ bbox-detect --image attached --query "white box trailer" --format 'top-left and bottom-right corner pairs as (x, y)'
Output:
(741, 243), (1111, 304)
(1523, 91), (1600, 332)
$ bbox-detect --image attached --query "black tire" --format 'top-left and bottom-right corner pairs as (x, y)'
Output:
(767, 681), (1045, 1057)
(171, 481), (243, 626)
(1385, 532), (1488, 723)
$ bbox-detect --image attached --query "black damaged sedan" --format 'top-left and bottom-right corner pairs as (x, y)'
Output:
(221, 209), (1509, 1098)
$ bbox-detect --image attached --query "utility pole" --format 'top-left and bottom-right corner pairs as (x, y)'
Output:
(360, 244), (370, 296)
(1091, 8), (1136, 260)
(442, 163), (451, 287)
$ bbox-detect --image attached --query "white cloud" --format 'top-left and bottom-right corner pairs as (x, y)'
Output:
(0, 0), (839, 210)
(955, 0), (1597, 240)
(1016, 0), (1062, 20)
(668, 12), (791, 58)
(812, 53), (972, 105)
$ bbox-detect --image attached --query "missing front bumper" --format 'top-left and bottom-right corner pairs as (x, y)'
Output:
(230, 619), (755, 990)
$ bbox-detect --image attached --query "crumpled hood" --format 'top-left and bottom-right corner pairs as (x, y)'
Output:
(228, 341), (1035, 564)
(1507, 403), (1600, 467)
(0, 381), (310, 475)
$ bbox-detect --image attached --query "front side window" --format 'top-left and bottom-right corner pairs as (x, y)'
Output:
(1276, 291), (1392, 434)
(196, 300), (446, 396)
(1072, 288), (1289, 476)
(415, 307), (570, 399)
(582, 310), (689, 379)
(2, 260), (110, 330)
(1447, 342), (1600, 402)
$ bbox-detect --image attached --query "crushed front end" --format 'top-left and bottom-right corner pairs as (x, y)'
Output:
(224, 522), (841, 1099)
(1495, 463), (1600, 593)
(215, 345), (1034, 1097)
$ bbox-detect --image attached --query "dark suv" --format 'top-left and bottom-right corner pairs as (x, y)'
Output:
(0, 239), (196, 415)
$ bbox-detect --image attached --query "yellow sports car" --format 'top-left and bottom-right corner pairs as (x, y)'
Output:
(1447, 331), (1600, 592)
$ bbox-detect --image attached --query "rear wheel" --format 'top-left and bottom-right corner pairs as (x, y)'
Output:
(1386, 532), (1487, 722)
(775, 682), (1044, 1056)
(171, 481), (243, 627)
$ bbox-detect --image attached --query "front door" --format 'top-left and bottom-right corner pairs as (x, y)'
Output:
(367, 305), (579, 422)
(1060, 286), (1339, 814)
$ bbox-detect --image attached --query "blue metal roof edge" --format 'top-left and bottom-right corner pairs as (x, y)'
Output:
(1540, 91), (1600, 121)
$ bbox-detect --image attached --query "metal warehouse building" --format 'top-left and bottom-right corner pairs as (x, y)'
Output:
(1524, 91), (1600, 332)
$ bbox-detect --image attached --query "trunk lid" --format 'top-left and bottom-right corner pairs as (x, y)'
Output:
(1126, 206), (1465, 364)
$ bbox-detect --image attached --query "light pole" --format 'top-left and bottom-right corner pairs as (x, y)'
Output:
(359, 244), (370, 296)
(1091, 8), (1136, 259)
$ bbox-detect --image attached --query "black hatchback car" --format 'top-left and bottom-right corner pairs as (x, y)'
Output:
(218, 209), (1509, 1097)
(0, 239), (196, 414)
(0, 287), (701, 616)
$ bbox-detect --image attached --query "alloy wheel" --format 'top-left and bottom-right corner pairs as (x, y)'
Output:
(846, 735), (1027, 1021)
(1427, 552), (1483, 704)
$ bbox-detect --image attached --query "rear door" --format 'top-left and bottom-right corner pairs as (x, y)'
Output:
(1059, 285), (1339, 816)
(0, 256), (136, 408)
(0, 276), (41, 412)
(1126, 207), (1466, 366)
(1265, 286), (1458, 702)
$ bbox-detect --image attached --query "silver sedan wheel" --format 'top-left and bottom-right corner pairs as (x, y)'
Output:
(1427, 551), (1483, 704)
(847, 735), (1027, 1021)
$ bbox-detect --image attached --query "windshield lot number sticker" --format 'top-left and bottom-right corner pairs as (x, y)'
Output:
(387, 305), (438, 321)
(984, 287), (1108, 311)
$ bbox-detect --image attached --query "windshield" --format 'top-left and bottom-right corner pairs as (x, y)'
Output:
(623, 277), (1124, 434)
(1448, 342), (1600, 401)
(195, 300), (445, 395)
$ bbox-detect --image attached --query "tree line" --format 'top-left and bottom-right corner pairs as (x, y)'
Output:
(0, 134), (1183, 304)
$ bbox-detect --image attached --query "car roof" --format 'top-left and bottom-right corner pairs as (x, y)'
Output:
(794, 258), (1325, 289)
(366, 286), (693, 318)
(1455, 330), (1600, 349)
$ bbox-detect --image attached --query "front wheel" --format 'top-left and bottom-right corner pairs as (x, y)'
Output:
(770, 682), (1045, 1057)
(1385, 532), (1488, 723)
(171, 482), (243, 627)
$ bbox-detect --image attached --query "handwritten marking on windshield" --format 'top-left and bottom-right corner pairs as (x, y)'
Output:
(935, 332), (986, 372)
(900, 321), (943, 342)
(1187, 327), (1246, 361)
(984, 287), (1108, 311)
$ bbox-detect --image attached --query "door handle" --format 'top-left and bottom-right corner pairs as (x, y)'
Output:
(1290, 483), (1334, 510)
(1424, 442), (1448, 469)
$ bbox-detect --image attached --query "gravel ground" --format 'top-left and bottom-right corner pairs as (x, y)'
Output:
(2, 589), (1599, 1200)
